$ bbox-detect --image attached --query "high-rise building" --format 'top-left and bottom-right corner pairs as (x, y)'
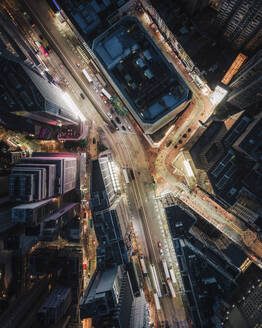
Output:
(90, 155), (119, 212)
(32, 152), (87, 190)
(9, 155), (77, 202)
(26, 246), (83, 327)
(213, 0), (262, 52)
(129, 291), (150, 328)
(9, 165), (48, 202)
(12, 198), (59, 226)
(37, 285), (72, 326)
(19, 155), (77, 195)
(90, 155), (129, 269)
(92, 16), (192, 135)
(0, 54), (79, 127)
(93, 208), (129, 269)
(219, 264), (262, 328)
(232, 113), (262, 162)
(0, 4), (39, 65)
(226, 50), (262, 110)
(165, 204), (245, 327)
(39, 202), (79, 241)
(80, 266), (134, 328)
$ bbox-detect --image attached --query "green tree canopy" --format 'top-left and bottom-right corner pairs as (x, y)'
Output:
(110, 96), (128, 116)
(64, 138), (88, 151)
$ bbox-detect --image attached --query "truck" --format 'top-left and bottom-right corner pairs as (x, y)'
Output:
(101, 88), (112, 100)
(169, 268), (176, 284)
(123, 168), (130, 184)
(167, 278), (176, 298)
(162, 259), (170, 280)
(139, 256), (147, 275)
(153, 293), (161, 311)
(82, 68), (93, 83)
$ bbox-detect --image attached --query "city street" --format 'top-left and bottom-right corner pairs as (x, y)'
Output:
(20, 0), (262, 327)
(21, 1), (198, 326)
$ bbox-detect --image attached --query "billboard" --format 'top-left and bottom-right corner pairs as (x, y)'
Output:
(221, 53), (247, 85)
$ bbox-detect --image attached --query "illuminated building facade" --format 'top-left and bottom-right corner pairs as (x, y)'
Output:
(227, 50), (262, 110)
(0, 54), (79, 127)
(9, 154), (77, 202)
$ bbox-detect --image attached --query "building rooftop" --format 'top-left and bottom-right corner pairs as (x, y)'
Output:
(83, 266), (119, 303)
(236, 118), (262, 162)
(190, 121), (226, 170)
(59, 0), (128, 42)
(90, 160), (106, 194)
(242, 165), (262, 199)
(0, 55), (79, 126)
(165, 205), (197, 234)
(12, 199), (53, 209)
(92, 16), (191, 124)
(208, 149), (247, 205)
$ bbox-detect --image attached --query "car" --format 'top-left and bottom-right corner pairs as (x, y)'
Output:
(92, 137), (96, 144)
(157, 241), (162, 248)
(115, 116), (121, 124)
(29, 19), (36, 28)
(92, 238), (96, 247)
(159, 248), (163, 255)
(121, 126), (126, 131)
(59, 62), (64, 69)
(35, 41), (48, 57)
(110, 108), (114, 114)
(107, 112), (112, 119)
(162, 282), (168, 296)
(110, 120), (119, 130)
(76, 61), (80, 68)
(80, 93), (85, 100)
(127, 125), (132, 132)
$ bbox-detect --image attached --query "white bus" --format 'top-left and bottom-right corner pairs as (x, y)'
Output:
(139, 257), (147, 275)
(82, 68), (93, 83)
(153, 293), (161, 311)
(167, 278), (176, 298)
(169, 268), (176, 284)
(101, 88), (112, 100)
(162, 259), (170, 280)
(123, 168), (129, 184)
(150, 264), (162, 298)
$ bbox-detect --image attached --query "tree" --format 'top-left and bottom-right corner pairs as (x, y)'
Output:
(97, 142), (108, 153)
(64, 138), (88, 151)
(110, 96), (128, 116)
